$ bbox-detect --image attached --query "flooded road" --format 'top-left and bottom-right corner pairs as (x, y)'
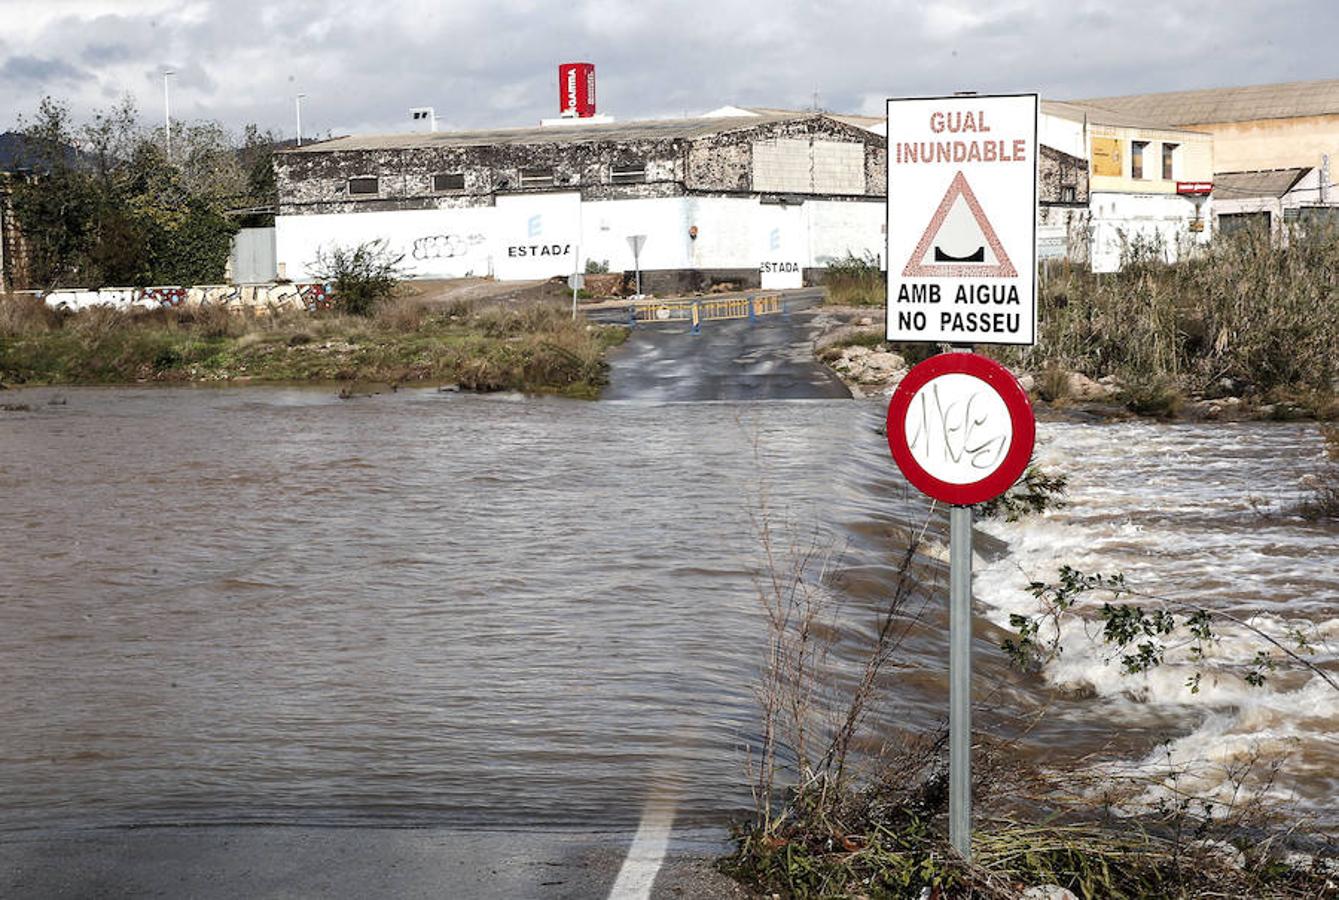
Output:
(0, 386), (1335, 834)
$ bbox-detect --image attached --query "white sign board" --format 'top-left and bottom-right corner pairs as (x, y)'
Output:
(759, 205), (804, 290)
(886, 93), (1038, 346)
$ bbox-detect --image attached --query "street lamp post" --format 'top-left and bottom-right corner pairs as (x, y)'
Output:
(162, 69), (175, 161)
(295, 94), (307, 147)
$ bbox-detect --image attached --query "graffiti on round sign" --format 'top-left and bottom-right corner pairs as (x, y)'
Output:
(904, 372), (1013, 484)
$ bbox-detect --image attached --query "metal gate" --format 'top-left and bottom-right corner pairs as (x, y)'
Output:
(230, 227), (278, 283)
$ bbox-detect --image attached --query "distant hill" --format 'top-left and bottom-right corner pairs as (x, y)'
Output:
(0, 132), (30, 171)
(0, 130), (80, 173)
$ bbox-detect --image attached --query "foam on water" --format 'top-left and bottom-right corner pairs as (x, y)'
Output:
(975, 421), (1339, 821)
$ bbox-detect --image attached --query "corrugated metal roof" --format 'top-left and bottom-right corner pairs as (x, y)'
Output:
(1212, 168), (1311, 199)
(284, 113), (813, 153)
(1040, 99), (1207, 133)
(1072, 79), (1339, 126)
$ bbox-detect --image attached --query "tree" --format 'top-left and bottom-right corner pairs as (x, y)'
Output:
(8, 98), (98, 287)
(8, 95), (244, 288)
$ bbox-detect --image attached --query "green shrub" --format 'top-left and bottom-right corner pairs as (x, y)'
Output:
(309, 240), (405, 317)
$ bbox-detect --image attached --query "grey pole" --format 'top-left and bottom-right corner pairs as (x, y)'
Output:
(634, 250), (642, 297)
(949, 501), (973, 860)
(162, 70), (174, 161)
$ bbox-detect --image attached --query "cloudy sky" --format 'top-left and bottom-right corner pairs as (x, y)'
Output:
(2, 0), (1335, 139)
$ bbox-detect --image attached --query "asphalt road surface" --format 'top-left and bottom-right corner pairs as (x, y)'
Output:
(601, 290), (851, 402)
(0, 826), (749, 899)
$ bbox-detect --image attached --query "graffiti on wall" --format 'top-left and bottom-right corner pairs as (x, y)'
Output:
(43, 283), (335, 313)
(411, 233), (486, 261)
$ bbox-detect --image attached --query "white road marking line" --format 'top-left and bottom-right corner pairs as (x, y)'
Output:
(607, 796), (676, 900)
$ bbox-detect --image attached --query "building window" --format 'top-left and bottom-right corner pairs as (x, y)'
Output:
(348, 176), (379, 196)
(1131, 141), (1148, 179)
(433, 173), (465, 192)
(611, 162), (647, 184)
(1060, 185), (1077, 204)
(520, 168), (554, 188)
(1162, 143), (1178, 181)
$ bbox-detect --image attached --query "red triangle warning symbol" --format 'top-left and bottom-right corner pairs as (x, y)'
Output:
(902, 171), (1016, 278)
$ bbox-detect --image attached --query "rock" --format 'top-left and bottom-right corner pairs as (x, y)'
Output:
(1021, 886), (1078, 900)
(858, 316), (874, 326)
(864, 351), (906, 374)
(1017, 373), (1036, 392)
(1067, 372), (1117, 401)
(1190, 839), (1245, 869)
(438, 383), (461, 393)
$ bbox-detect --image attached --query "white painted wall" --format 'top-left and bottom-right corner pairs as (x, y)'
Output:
(1039, 113), (1086, 160)
(1088, 191), (1210, 273)
(277, 193), (886, 284)
(276, 207), (495, 281)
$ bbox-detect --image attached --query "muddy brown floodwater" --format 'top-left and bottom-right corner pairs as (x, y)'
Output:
(0, 387), (1334, 834)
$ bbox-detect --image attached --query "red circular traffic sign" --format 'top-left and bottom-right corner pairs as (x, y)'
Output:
(886, 352), (1035, 506)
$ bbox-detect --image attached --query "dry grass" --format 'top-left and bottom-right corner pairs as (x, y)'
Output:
(1004, 226), (1339, 405)
(0, 293), (621, 396)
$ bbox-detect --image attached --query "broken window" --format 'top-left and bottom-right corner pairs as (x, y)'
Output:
(433, 173), (465, 192)
(520, 168), (555, 187)
(1131, 141), (1148, 180)
(348, 176), (379, 196)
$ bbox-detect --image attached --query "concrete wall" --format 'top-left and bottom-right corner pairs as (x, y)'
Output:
(1185, 115), (1339, 172)
(275, 193), (886, 285)
(1088, 123), (1213, 194)
(1089, 191), (1210, 272)
(1039, 113), (1086, 160)
(41, 283), (333, 312)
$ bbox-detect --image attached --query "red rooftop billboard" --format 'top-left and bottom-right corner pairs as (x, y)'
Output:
(559, 63), (596, 118)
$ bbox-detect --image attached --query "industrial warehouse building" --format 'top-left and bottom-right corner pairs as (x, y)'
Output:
(1072, 79), (1339, 240)
(274, 109), (1091, 288)
(261, 77), (1339, 288)
(274, 113), (890, 292)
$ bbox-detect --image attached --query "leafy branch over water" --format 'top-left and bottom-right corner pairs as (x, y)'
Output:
(1002, 565), (1339, 694)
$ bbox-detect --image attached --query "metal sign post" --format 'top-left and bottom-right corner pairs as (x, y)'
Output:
(885, 352), (1036, 862)
(885, 92), (1039, 861)
(569, 246), (584, 320)
(948, 501), (972, 857)
(627, 234), (646, 297)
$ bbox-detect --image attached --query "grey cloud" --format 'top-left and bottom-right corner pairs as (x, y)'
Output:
(1, 54), (88, 85)
(2, 0), (1338, 139)
(84, 42), (134, 65)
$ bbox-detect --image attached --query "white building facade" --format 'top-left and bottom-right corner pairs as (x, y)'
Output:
(274, 114), (888, 292)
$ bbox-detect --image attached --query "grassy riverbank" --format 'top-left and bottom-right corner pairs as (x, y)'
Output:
(0, 293), (625, 398)
(817, 228), (1339, 418)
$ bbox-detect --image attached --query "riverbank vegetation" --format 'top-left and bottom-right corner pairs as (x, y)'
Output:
(724, 496), (1336, 898)
(1000, 226), (1339, 419)
(0, 292), (623, 398)
(821, 226), (1339, 419)
(822, 252), (886, 307)
(7, 96), (279, 289)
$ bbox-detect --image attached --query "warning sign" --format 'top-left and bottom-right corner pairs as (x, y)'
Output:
(903, 172), (1016, 278)
(886, 93), (1038, 346)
